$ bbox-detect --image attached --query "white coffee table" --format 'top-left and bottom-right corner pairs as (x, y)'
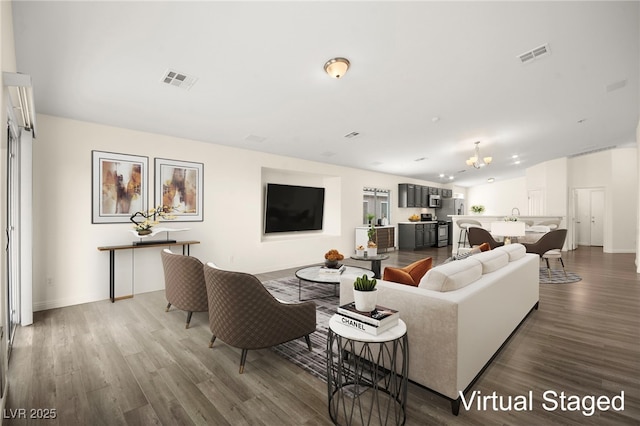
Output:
(295, 265), (373, 300)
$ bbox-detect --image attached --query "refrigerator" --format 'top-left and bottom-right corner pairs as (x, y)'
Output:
(438, 198), (465, 245)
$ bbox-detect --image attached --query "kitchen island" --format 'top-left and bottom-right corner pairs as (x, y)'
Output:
(449, 215), (564, 255)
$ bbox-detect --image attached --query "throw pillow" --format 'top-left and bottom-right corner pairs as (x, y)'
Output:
(478, 242), (491, 252)
(383, 257), (433, 286)
(383, 267), (417, 286)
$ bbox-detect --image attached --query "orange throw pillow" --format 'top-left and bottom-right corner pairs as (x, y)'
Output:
(478, 242), (491, 252)
(383, 257), (433, 286)
(383, 268), (416, 286)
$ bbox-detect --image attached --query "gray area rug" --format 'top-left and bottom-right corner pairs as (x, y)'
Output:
(539, 267), (582, 284)
(262, 276), (337, 381)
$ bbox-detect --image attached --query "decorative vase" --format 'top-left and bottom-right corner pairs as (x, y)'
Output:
(367, 247), (377, 257)
(355, 249), (365, 257)
(353, 289), (377, 312)
(137, 229), (152, 236)
(325, 259), (339, 268)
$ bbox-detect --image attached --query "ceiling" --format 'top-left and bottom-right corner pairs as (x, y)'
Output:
(11, 1), (640, 187)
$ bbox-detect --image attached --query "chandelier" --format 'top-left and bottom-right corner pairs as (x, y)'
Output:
(466, 141), (492, 169)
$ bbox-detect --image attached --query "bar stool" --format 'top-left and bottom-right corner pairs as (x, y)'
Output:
(456, 219), (482, 248)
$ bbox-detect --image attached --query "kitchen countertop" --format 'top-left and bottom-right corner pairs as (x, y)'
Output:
(398, 221), (438, 224)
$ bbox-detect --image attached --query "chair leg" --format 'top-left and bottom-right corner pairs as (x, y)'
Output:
(165, 302), (171, 312)
(239, 349), (248, 374)
(545, 258), (551, 279)
(185, 311), (194, 329)
(559, 258), (567, 278)
(208, 335), (216, 348)
(304, 335), (312, 351)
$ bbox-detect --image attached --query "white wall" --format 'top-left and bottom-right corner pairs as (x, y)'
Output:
(569, 147), (637, 253)
(32, 114), (448, 310)
(466, 177), (527, 216)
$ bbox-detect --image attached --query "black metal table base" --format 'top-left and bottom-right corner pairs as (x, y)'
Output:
(327, 329), (409, 425)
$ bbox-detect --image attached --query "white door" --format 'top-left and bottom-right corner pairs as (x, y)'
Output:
(575, 188), (605, 247)
(527, 189), (544, 215)
(590, 190), (605, 246)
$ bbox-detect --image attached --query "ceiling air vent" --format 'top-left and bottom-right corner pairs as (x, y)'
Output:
(344, 131), (360, 139)
(161, 69), (198, 90)
(518, 43), (550, 64)
(568, 145), (616, 158)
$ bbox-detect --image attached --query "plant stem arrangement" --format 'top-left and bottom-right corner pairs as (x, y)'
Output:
(354, 274), (377, 291)
(130, 205), (177, 234)
(470, 205), (485, 214)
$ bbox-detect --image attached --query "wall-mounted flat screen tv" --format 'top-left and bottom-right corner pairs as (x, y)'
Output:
(264, 183), (325, 233)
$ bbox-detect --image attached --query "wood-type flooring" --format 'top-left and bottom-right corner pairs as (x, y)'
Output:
(5, 245), (640, 425)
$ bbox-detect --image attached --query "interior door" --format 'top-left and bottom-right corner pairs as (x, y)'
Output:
(575, 188), (605, 247)
(527, 189), (544, 215)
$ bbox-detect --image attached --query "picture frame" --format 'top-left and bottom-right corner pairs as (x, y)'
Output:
(154, 158), (204, 222)
(92, 151), (149, 224)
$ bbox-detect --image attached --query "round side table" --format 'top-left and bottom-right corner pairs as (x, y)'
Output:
(326, 314), (409, 425)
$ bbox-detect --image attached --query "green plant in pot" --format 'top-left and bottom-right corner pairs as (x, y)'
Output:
(470, 205), (485, 214)
(353, 274), (377, 312)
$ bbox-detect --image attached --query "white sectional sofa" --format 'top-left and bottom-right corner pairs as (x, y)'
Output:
(339, 243), (539, 415)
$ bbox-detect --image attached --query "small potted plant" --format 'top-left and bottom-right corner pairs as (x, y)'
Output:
(470, 205), (485, 215)
(324, 249), (344, 268)
(353, 274), (377, 312)
(366, 223), (377, 256)
(355, 245), (365, 257)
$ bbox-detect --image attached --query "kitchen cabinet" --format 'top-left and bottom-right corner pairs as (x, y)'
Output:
(398, 184), (416, 207)
(355, 226), (395, 251)
(399, 183), (452, 206)
(398, 222), (436, 250)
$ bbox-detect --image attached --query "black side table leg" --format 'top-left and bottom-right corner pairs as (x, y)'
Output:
(109, 250), (115, 303)
(371, 260), (382, 278)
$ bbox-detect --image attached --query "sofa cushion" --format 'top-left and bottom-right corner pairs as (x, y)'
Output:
(383, 257), (432, 286)
(471, 249), (509, 273)
(494, 243), (526, 261)
(418, 257), (482, 292)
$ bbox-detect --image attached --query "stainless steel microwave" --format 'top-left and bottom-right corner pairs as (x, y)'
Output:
(428, 194), (441, 208)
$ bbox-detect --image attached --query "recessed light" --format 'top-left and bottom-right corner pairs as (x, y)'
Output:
(487, 178), (495, 183)
(439, 173), (445, 178)
(449, 176), (454, 180)
(432, 116), (440, 123)
(512, 154), (519, 159)
(514, 160), (521, 165)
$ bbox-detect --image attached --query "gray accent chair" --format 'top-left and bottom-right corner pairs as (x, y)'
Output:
(522, 229), (568, 279)
(468, 226), (505, 250)
(160, 249), (208, 328)
(203, 262), (316, 373)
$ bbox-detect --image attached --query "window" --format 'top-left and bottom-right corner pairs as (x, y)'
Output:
(363, 188), (390, 224)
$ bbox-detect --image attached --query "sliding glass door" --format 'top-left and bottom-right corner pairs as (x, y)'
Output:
(5, 122), (20, 357)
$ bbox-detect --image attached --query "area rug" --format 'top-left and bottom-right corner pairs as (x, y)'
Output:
(262, 276), (337, 381)
(539, 267), (582, 284)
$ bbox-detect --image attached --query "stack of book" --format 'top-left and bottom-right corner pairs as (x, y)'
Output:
(319, 264), (346, 274)
(336, 302), (399, 335)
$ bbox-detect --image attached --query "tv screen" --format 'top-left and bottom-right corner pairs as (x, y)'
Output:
(264, 183), (325, 233)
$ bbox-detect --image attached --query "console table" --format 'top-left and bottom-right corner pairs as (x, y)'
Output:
(97, 240), (200, 302)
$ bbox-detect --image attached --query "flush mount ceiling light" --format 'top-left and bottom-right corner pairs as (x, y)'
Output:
(466, 141), (492, 169)
(324, 57), (350, 79)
